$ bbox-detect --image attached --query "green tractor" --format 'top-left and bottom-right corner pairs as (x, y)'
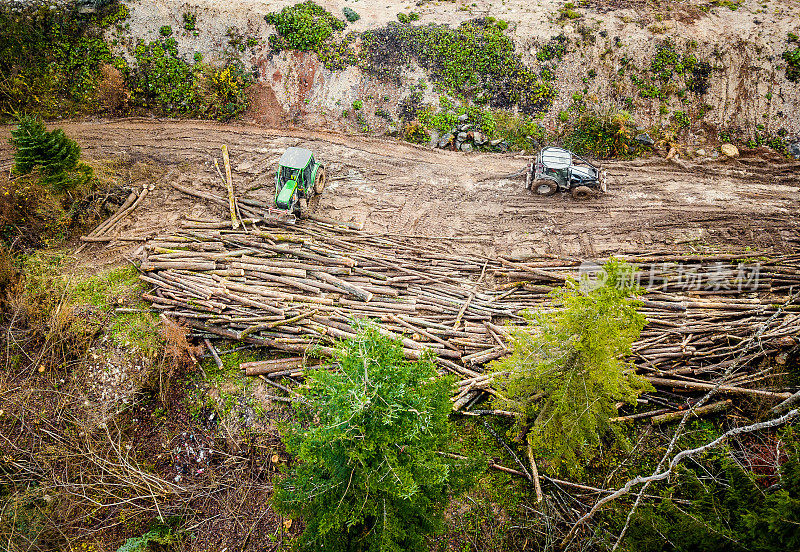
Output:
(272, 147), (327, 221)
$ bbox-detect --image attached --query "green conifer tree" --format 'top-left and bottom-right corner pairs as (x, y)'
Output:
(10, 116), (85, 192)
(272, 323), (480, 552)
(491, 259), (652, 475)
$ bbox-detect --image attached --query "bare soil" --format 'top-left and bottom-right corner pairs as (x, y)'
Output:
(1, 118), (798, 267)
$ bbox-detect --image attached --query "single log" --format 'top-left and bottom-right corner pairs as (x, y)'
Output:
(645, 376), (793, 400)
(220, 145), (238, 229)
(310, 271), (373, 302)
(650, 400), (732, 425)
(241, 357), (305, 376)
(771, 389), (800, 415)
(609, 408), (673, 423)
(141, 260), (217, 271)
(219, 290), (285, 316)
(204, 338), (224, 370)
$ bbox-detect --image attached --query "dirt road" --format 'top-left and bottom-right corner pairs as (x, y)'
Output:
(1, 119), (797, 265)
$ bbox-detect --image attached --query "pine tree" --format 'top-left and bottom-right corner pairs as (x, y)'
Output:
(10, 116), (84, 192)
(272, 323), (480, 552)
(490, 259), (651, 475)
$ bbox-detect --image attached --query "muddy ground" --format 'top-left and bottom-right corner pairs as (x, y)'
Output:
(1, 118), (798, 266)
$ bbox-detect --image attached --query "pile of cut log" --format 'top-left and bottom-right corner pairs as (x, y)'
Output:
(136, 180), (800, 420)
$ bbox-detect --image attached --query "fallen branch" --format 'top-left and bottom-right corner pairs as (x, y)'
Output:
(562, 408), (800, 547)
(650, 400), (732, 425)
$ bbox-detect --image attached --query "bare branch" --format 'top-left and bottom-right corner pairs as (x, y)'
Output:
(561, 408), (799, 546)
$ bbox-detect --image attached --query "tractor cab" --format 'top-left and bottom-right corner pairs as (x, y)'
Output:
(272, 147), (326, 219)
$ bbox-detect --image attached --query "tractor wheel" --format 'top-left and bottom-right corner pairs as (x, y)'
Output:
(314, 167), (327, 194)
(571, 186), (593, 200)
(533, 179), (557, 196)
(298, 198), (309, 219)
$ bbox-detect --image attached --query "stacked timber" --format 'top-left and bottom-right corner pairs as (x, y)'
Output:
(137, 179), (800, 419)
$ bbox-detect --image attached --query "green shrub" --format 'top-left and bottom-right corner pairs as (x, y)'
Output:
(492, 110), (548, 151)
(159, 25), (173, 37)
(672, 110), (690, 128)
(272, 324), (479, 552)
(182, 12), (196, 31)
(401, 121), (430, 143)
(563, 108), (641, 158)
(117, 524), (179, 552)
(397, 11), (420, 23)
(490, 260), (651, 476)
(264, 1), (345, 51)
(537, 34), (568, 61)
(10, 116), (92, 193)
(626, 432), (800, 552)
(342, 7), (360, 22)
(783, 48), (800, 82)
(361, 20), (555, 114)
(0, 2), (125, 118)
(131, 39), (252, 120)
(351, 99), (363, 110)
(558, 2), (581, 20)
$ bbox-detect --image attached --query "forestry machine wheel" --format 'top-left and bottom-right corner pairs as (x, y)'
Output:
(533, 180), (558, 196)
(314, 167), (327, 194)
(571, 186), (593, 200)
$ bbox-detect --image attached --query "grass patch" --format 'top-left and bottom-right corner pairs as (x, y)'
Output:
(66, 264), (161, 357)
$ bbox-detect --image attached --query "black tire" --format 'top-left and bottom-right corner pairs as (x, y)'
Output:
(298, 198), (309, 219)
(533, 179), (557, 196)
(571, 186), (593, 200)
(314, 167), (327, 195)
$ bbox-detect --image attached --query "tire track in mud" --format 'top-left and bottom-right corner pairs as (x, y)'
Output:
(0, 119), (797, 267)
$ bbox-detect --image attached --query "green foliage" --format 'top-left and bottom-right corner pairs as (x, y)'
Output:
(342, 7), (360, 23)
(558, 2), (582, 20)
(401, 121), (430, 144)
(782, 48), (800, 82)
(10, 116), (92, 193)
(537, 34), (568, 61)
(159, 25), (173, 37)
(361, 20), (555, 114)
(491, 110), (547, 151)
(627, 41), (711, 100)
(710, 0), (743, 10)
(117, 523), (179, 552)
(490, 260), (651, 475)
(626, 431), (800, 552)
(397, 12), (420, 24)
(0, 2), (124, 118)
(131, 39), (252, 120)
(264, 2), (355, 70)
(563, 108), (642, 158)
(182, 12), (196, 31)
(265, 1), (345, 51)
(745, 130), (789, 154)
(672, 110), (690, 129)
(66, 264), (162, 356)
(272, 324), (479, 552)
(351, 99), (363, 110)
